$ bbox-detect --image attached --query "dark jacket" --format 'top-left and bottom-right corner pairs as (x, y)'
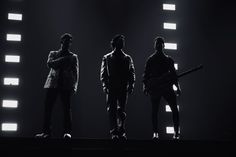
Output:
(100, 51), (135, 92)
(44, 50), (79, 92)
(143, 52), (178, 93)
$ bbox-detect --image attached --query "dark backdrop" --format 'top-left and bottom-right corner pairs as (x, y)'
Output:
(0, 0), (235, 140)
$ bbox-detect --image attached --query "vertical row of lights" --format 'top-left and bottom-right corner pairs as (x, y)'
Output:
(162, 3), (180, 135)
(1, 12), (23, 132)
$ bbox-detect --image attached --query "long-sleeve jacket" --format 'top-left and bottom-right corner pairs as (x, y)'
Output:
(100, 51), (135, 92)
(44, 50), (79, 92)
(143, 52), (179, 93)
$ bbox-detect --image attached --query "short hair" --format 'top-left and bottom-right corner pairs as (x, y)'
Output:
(61, 33), (72, 42)
(154, 36), (165, 45)
(111, 34), (125, 48)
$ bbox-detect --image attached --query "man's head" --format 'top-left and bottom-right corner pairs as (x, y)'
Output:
(111, 34), (125, 50)
(154, 36), (165, 52)
(61, 33), (72, 50)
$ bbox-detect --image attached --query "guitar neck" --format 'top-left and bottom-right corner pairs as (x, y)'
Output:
(177, 65), (203, 78)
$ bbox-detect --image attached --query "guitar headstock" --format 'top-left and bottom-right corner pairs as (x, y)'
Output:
(197, 64), (203, 70)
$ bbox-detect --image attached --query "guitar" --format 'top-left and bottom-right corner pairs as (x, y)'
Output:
(145, 64), (203, 92)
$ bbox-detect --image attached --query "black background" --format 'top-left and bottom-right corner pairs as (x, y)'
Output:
(0, 0), (235, 140)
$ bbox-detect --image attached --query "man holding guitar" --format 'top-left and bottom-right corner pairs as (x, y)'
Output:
(143, 36), (181, 140)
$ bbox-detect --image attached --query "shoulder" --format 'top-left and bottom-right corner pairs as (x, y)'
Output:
(48, 50), (58, 58)
(165, 55), (174, 63)
(72, 53), (78, 58)
(124, 53), (133, 60)
(69, 51), (77, 56)
(103, 52), (113, 59)
(146, 53), (155, 62)
(49, 50), (58, 55)
(69, 51), (78, 59)
(149, 53), (155, 59)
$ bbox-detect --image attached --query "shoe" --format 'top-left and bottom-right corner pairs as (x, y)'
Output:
(35, 133), (51, 138)
(119, 133), (127, 140)
(110, 128), (119, 140)
(118, 127), (127, 140)
(173, 133), (180, 140)
(63, 133), (72, 139)
(152, 132), (159, 140)
(111, 134), (119, 140)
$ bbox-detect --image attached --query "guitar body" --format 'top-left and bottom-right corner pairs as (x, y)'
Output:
(146, 73), (176, 93)
(145, 64), (203, 93)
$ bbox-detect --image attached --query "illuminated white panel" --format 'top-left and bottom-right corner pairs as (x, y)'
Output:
(163, 4), (176, 11)
(2, 100), (18, 108)
(4, 78), (19, 86)
(166, 126), (174, 134)
(5, 55), (20, 63)
(164, 23), (176, 30)
(174, 63), (178, 70)
(8, 13), (22, 21)
(6, 34), (21, 41)
(166, 126), (180, 134)
(165, 105), (180, 112)
(173, 84), (178, 91)
(1, 123), (17, 131)
(165, 43), (177, 50)
(166, 105), (171, 112)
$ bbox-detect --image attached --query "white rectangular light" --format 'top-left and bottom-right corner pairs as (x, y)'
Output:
(8, 13), (22, 21)
(165, 43), (177, 50)
(4, 78), (19, 86)
(1, 123), (18, 131)
(2, 100), (18, 108)
(166, 105), (172, 112)
(166, 126), (175, 134)
(165, 105), (179, 112)
(164, 23), (176, 30)
(166, 126), (180, 134)
(6, 34), (21, 41)
(163, 4), (176, 11)
(174, 63), (178, 70)
(5, 55), (20, 63)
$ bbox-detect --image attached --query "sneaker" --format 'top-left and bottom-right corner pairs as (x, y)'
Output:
(173, 133), (180, 140)
(118, 127), (127, 140)
(119, 133), (127, 140)
(35, 133), (51, 138)
(63, 133), (72, 139)
(111, 134), (119, 140)
(152, 132), (159, 140)
(110, 128), (119, 140)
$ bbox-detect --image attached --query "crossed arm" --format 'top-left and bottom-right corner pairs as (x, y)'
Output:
(47, 51), (76, 69)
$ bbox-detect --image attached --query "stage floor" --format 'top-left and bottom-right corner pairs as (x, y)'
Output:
(0, 137), (234, 156)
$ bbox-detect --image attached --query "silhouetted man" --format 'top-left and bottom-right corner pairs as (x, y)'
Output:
(36, 33), (79, 139)
(143, 36), (181, 140)
(100, 35), (135, 140)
